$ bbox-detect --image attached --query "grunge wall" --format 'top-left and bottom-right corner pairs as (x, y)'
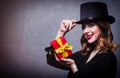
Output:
(0, 0), (120, 78)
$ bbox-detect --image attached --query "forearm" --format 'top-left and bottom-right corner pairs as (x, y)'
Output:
(70, 63), (78, 73)
(56, 29), (66, 38)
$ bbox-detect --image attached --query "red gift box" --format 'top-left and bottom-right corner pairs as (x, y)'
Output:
(50, 36), (73, 60)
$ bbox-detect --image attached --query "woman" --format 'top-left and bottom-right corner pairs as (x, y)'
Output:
(45, 2), (119, 78)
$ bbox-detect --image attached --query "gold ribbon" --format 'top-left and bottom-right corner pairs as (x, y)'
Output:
(55, 37), (73, 58)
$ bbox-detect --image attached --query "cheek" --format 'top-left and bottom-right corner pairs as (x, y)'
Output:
(94, 28), (101, 37)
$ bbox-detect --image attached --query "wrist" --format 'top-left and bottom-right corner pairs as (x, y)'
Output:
(70, 63), (78, 73)
(56, 29), (66, 38)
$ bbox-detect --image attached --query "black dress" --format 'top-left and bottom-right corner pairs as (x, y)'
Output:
(67, 51), (117, 78)
(45, 47), (117, 78)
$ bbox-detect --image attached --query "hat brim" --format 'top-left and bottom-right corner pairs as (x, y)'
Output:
(76, 16), (115, 24)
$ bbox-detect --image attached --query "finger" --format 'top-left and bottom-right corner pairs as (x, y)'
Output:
(61, 20), (72, 32)
(69, 20), (72, 30)
(71, 20), (77, 29)
(62, 21), (66, 28)
(54, 54), (60, 61)
(65, 20), (70, 31)
(61, 58), (71, 63)
(64, 20), (69, 29)
(62, 58), (74, 64)
(72, 20), (77, 26)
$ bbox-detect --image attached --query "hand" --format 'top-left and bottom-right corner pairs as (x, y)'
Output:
(60, 58), (78, 73)
(54, 53), (78, 73)
(60, 19), (77, 33)
(56, 19), (77, 38)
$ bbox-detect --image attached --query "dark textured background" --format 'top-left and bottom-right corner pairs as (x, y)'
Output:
(0, 0), (120, 78)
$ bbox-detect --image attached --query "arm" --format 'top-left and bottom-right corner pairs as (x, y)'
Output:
(46, 20), (77, 70)
(54, 20), (78, 71)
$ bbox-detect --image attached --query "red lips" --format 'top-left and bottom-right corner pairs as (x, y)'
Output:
(86, 34), (93, 40)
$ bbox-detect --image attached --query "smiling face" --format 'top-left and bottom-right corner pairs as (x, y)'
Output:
(82, 23), (101, 43)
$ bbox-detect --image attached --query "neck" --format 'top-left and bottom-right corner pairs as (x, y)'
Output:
(90, 41), (100, 53)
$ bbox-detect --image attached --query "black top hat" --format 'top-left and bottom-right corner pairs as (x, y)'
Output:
(76, 2), (115, 24)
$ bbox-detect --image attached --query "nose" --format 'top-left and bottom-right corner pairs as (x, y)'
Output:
(82, 26), (89, 34)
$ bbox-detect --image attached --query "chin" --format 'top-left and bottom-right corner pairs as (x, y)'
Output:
(88, 41), (94, 44)
(88, 39), (96, 44)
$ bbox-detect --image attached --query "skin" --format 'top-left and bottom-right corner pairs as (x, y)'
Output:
(82, 23), (101, 43)
(55, 19), (101, 73)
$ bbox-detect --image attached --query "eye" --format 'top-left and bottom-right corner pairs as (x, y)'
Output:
(81, 24), (86, 30)
(88, 23), (95, 27)
(81, 23), (96, 30)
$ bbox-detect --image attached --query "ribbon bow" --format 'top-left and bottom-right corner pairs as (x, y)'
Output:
(55, 37), (73, 58)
